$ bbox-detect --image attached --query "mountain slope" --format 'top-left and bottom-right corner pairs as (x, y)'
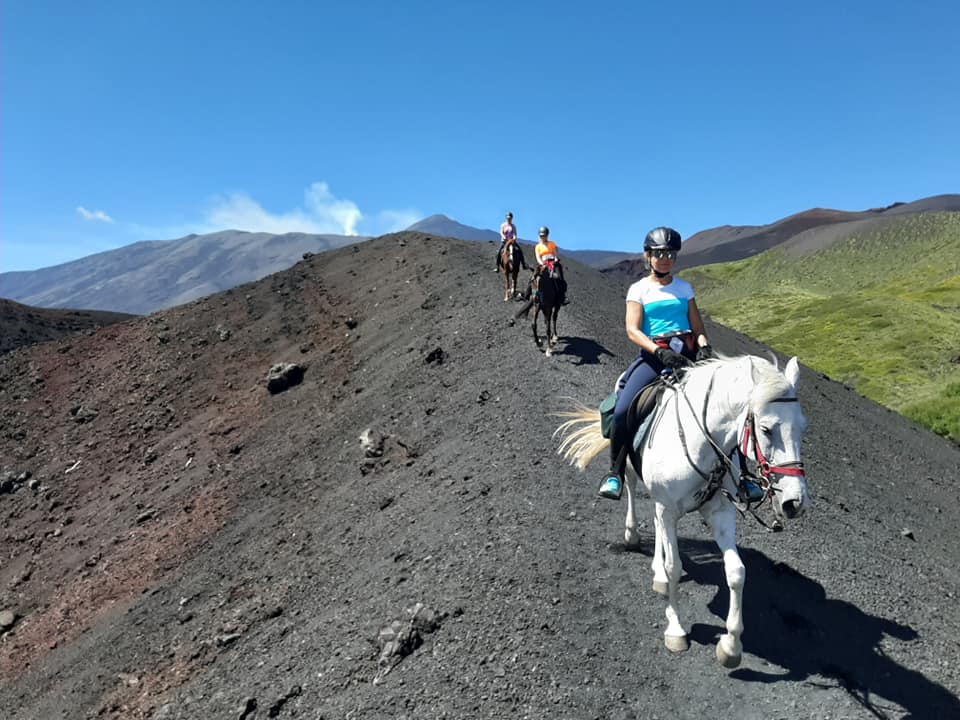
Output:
(602, 194), (960, 281)
(686, 211), (960, 441)
(0, 230), (365, 315)
(0, 234), (958, 719)
(0, 298), (135, 354)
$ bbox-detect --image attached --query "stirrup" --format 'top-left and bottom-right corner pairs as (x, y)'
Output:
(598, 475), (622, 500)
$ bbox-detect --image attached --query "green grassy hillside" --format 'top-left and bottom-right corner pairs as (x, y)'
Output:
(684, 212), (960, 443)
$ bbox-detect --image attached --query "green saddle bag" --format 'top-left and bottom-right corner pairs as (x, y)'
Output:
(599, 391), (618, 439)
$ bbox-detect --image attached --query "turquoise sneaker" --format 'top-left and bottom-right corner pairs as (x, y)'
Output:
(740, 480), (765, 503)
(598, 475), (622, 500)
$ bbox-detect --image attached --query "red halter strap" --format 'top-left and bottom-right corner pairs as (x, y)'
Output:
(740, 402), (806, 483)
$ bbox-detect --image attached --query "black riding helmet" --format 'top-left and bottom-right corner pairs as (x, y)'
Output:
(644, 226), (682, 252)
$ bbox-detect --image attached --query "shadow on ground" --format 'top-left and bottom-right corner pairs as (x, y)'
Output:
(657, 538), (960, 719)
(554, 336), (615, 365)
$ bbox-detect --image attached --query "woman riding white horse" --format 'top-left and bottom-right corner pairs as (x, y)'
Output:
(556, 354), (810, 667)
(597, 226), (763, 504)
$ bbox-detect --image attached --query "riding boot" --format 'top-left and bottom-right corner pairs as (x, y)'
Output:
(598, 433), (627, 500)
(738, 478), (766, 504)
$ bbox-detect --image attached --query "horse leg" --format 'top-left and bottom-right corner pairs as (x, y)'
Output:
(550, 307), (559, 345)
(623, 468), (640, 546)
(702, 499), (745, 668)
(651, 511), (668, 595)
(656, 502), (689, 652)
(531, 306), (541, 347)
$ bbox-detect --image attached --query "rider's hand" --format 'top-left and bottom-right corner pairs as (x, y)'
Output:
(654, 347), (691, 370)
(696, 344), (715, 362)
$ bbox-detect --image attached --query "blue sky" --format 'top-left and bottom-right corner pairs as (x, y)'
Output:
(2, 1), (957, 272)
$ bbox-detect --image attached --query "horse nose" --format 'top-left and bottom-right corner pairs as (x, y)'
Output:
(782, 499), (802, 519)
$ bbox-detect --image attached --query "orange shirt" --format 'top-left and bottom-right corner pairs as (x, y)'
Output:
(535, 239), (559, 264)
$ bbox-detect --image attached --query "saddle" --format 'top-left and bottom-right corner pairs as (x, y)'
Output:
(600, 378), (666, 442)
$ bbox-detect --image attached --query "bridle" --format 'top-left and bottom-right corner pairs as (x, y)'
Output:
(739, 400), (806, 489)
(660, 367), (805, 513)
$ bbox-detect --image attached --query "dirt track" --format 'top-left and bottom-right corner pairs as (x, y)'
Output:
(1, 233), (958, 719)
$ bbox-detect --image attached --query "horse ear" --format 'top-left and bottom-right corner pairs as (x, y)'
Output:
(785, 356), (800, 389)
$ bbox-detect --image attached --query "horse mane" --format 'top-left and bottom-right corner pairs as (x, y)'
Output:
(680, 354), (793, 409)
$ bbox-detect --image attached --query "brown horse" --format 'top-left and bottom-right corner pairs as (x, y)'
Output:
(500, 243), (521, 301)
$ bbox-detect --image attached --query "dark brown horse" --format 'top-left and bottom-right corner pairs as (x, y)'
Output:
(515, 262), (565, 356)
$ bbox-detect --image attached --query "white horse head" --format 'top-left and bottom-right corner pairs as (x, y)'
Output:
(744, 355), (810, 520)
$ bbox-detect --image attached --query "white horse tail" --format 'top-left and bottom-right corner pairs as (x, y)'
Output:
(554, 403), (609, 470)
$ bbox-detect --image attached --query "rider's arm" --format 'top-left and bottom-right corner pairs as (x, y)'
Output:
(687, 298), (709, 349)
(626, 301), (659, 354)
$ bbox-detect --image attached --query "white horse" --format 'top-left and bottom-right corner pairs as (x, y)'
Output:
(556, 355), (810, 668)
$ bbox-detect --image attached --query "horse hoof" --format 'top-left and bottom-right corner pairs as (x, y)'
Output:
(664, 634), (689, 653)
(652, 580), (668, 596)
(624, 528), (640, 546)
(716, 643), (741, 668)
(545, 349), (552, 358)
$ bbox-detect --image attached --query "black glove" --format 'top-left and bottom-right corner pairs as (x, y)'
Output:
(654, 347), (691, 370)
(696, 344), (715, 362)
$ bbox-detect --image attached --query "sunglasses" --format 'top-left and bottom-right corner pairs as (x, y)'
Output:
(650, 249), (678, 260)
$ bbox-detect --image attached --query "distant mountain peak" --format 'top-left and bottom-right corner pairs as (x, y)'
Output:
(405, 215), (498, 242)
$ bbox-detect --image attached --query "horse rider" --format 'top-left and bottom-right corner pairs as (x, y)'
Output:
(597, 226), (766, 502)
(495, 212), (528, 272)
(533, 226), (568, 301)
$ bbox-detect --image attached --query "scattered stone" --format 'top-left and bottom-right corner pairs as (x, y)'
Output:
(70, 405), (98, 424)
(0, 609), (17, 630)
(302, 251), (314, 260)
(216, 632), (242, 647)
(374, 603), (445, 684)
(136, 510), (155, 524)
(215, 325), (231, 342)
(424, 347), (446, 365)
(117, 673), (140, 687)
(0, 472), (18, 494)
(265, 363), (306, 394)
(267, 686), (301, 717)
(359, 429), (385, 458)
(901, 528), (915, 541)
(476, 390), (491, 404)
(345, 317), (358, 329)
(239, 697), (258, 720)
